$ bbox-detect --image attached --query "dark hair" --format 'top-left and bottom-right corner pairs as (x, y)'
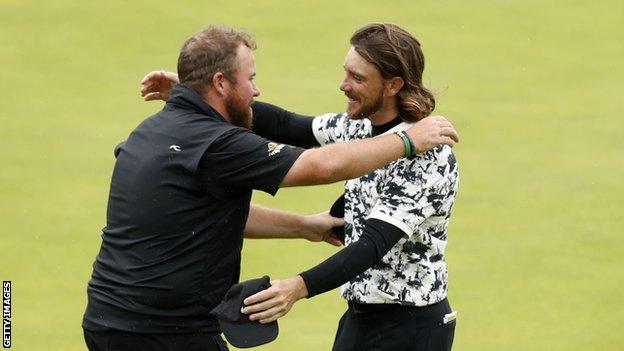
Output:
(177, 25), (256, 95)
(350, 23), (435, 122)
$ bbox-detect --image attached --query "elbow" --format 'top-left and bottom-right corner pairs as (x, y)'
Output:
(288, 149), (342, 186)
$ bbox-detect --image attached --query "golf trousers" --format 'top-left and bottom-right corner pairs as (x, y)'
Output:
(332, 298), (456, 351)
(83, 329), (228, 351)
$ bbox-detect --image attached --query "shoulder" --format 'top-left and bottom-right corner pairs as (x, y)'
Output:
(312, 112), (349, 129)
(312, 112), (371, 144)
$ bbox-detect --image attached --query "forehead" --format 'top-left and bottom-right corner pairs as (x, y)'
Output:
(235, 44), (255, 73)
(343, 46), (378, 76)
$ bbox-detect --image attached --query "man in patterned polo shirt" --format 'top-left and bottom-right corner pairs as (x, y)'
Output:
(242, 23), (459, 351)
(141, 23), (459, 350)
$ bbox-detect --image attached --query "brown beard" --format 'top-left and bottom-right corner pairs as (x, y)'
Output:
(349, 90), (384, 119)
(225, 92), (253, 129)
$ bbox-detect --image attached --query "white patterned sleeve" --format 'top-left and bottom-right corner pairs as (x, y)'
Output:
(311, 113), (350, 145)
(368, 147), (459, 237)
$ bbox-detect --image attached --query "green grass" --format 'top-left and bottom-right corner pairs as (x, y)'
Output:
(1, 0), (623, 350)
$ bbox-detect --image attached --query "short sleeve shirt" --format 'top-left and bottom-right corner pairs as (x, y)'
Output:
(199, 127), (303, 196)
(312, 113), (459, 306)
(84, 85), (304, 333)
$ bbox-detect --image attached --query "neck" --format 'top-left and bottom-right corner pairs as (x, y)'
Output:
(368, 97), (400, 126)
(204, 90), (231, 123)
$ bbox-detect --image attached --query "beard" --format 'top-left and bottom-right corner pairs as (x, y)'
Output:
(346, 90), (384, 120)
(225, 92), (253, 129)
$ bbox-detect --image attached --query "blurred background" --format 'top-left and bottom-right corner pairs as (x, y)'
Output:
(1, 0), (622, 350)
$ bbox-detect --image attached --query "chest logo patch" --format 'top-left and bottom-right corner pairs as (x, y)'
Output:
(169, 144), (182, 152)
(267, 142), (284, 156)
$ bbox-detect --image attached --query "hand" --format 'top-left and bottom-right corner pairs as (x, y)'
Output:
(406, 115), (459, 153)
(242, 276), (308, 323)
(140, 70), (179, 101)
(301, 211), (344, 247)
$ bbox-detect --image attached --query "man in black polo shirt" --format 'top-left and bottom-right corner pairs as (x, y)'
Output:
(85, 25), (459, 350)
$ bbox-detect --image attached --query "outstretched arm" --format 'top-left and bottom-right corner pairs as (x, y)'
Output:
(242, 219), (405, 323)
(244, 204), (343, 246)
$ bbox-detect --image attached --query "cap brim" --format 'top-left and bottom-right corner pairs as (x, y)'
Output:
(219, 319), (278, 348)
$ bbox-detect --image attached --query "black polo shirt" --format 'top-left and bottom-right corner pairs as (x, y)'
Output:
(83, 85), (304, 334)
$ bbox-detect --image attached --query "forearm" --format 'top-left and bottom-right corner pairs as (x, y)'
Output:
(252, 102), (319, 148)
(282, 133), (404, 187)
(299, 219), (404, 297)
(244, 204), (308, 239)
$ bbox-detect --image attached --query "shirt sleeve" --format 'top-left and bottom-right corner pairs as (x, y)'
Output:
(367, 147), (459, 237)
(198, 127), (305, 195)
(311, 112), (350, 145)
(299, 219), (405, 298)
(251, 101), (319, 148)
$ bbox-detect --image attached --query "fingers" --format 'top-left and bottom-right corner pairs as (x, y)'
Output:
(140, 70), (164, 84)
(249, 306), (285, 324)
(325, 234), (342, 247)
(419, 115), (460, 144)
(438, 135), (456, 148)
(242, 288), (289, 323)
(243, 297), (280, 315)
(439, 126), (459, 143)
(163, 70), (179, 82)
(243, 288), (276, 306)
(328, 238), (342, 247)
(143, 92), (162, 101)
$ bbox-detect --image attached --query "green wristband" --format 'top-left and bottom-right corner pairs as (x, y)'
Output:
(402, 130), (416, 156)
(395, 131), (412, 157)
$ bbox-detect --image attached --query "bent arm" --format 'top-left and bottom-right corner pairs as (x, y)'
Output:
(299, 219), (404, 297)
(242, 219), (405, 322)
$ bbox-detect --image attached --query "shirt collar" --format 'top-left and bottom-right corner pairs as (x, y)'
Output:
(166, 84), (226, 122)
(371, 115), (403, 136)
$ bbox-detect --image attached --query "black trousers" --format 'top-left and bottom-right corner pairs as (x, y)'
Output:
(332, 298), (456, 351)
(83, 329), (228, 351)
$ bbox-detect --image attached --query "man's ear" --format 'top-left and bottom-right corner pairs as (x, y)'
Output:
(384, 77), (404, 97)
(212, 72), (229, 96)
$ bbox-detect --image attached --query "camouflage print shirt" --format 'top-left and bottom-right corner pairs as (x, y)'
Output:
(312, 113), (459, 306)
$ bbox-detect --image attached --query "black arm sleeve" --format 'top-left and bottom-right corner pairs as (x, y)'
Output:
(299, 218), (406, 298)
(251, 101), (320, 148)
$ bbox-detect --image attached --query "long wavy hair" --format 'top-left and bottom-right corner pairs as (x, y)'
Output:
(350, 23), (435, 122)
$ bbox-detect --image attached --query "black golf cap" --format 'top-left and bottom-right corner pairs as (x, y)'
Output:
(329, 194), (345, 243)
(210, 276), (278, 348)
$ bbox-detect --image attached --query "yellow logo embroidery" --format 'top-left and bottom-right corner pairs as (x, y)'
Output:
(267, 142), (285, 156)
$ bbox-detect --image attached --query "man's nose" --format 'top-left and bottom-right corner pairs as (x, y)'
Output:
(339, 79), (349, 92)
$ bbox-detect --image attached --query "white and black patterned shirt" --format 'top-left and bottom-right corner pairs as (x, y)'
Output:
(312, 113), (459, 306)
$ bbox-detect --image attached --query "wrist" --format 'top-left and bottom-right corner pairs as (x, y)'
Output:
(293, 275), (309, 299)
(394, 130), (416, 157)
(298, 215), (313, 240)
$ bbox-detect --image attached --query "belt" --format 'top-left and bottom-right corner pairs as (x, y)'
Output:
(347, 298), (448, 315)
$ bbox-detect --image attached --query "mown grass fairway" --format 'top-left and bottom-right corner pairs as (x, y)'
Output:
(1, 1), (622, 350)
